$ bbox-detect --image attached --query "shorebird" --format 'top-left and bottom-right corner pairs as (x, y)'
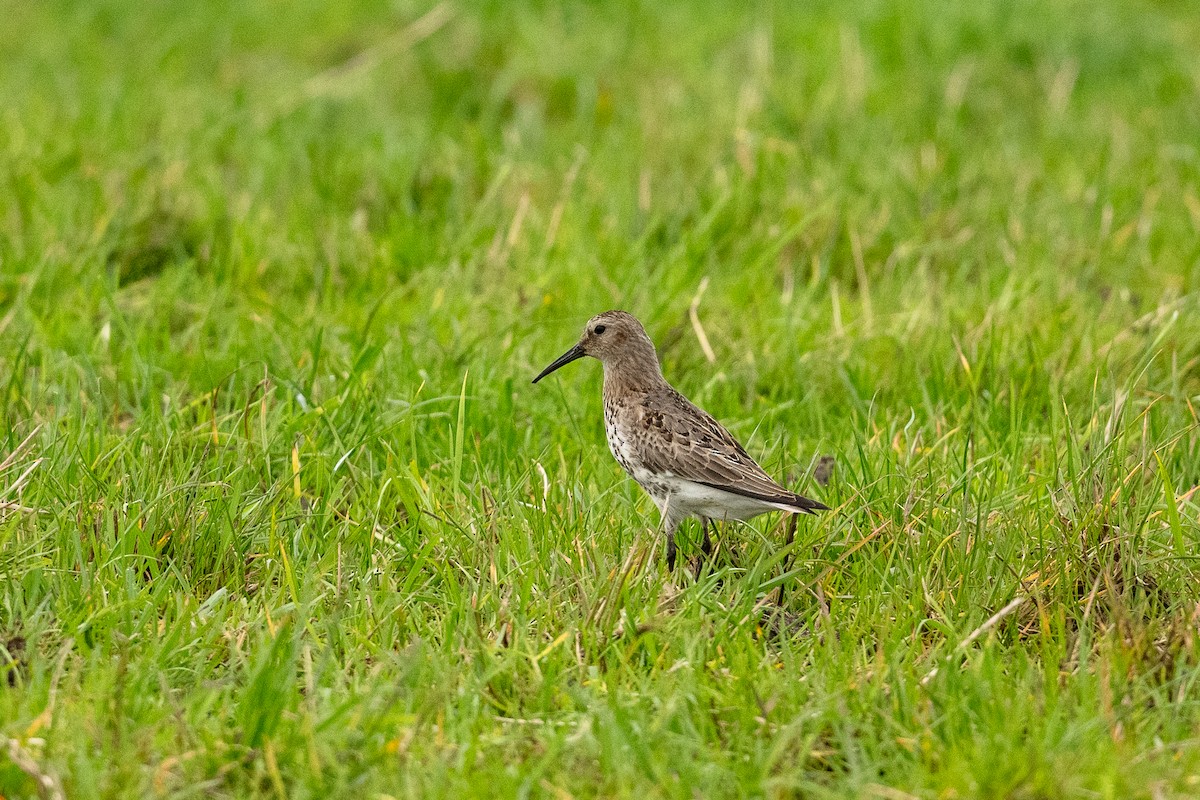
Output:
(533, 310), (828, 574)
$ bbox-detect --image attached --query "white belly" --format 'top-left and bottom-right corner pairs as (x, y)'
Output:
(606, 419), (779, 523)
(653, 476), (779, 522)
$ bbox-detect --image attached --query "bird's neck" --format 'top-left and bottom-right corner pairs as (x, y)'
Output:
(602, 350), (667, 397)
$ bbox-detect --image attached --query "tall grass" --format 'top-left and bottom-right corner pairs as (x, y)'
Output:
(1, 0), (1199, 797)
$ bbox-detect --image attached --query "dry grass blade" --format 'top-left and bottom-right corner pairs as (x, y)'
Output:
(0, 500), (44, 515)
(921, 596), (1027, 686)
(276, 3), (455, 113)
(2, 458), (43, 497)
(688, 277), (717, 363)
(0, 425), (41, 473)
(4, 738), (65, 800)
(0, 428), (44, 516)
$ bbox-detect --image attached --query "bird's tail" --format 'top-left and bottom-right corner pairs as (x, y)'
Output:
(776, 493), (830, 514)
(696, 480), (831, 515)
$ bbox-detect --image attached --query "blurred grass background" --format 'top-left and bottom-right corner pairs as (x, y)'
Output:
(1, 0), (1199, 797)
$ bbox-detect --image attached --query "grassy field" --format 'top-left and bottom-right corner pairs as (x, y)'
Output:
(2, 0), (1200, 796)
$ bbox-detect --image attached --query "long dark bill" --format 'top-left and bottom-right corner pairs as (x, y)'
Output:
(532, 343), (586, 384)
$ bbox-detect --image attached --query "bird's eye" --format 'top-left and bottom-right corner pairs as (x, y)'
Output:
(594, 325), (607, 335)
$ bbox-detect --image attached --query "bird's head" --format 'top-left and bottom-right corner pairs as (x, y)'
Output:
(532, 310), (659, 384)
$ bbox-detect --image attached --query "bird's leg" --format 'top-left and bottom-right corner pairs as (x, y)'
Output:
(693, 518), (713, 581)
(662, 510), (679, 573)
(658, 496), (680, 573)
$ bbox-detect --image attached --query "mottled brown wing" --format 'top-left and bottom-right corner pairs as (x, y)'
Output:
(631, 388), (828, 512)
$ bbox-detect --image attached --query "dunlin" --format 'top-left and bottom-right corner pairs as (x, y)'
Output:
(533, 310), (828, 574)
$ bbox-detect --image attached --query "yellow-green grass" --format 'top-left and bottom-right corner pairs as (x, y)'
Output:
(1, 0), (1199, 797)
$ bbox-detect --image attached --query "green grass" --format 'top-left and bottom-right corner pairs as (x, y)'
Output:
(2, 0), (1200, 797)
